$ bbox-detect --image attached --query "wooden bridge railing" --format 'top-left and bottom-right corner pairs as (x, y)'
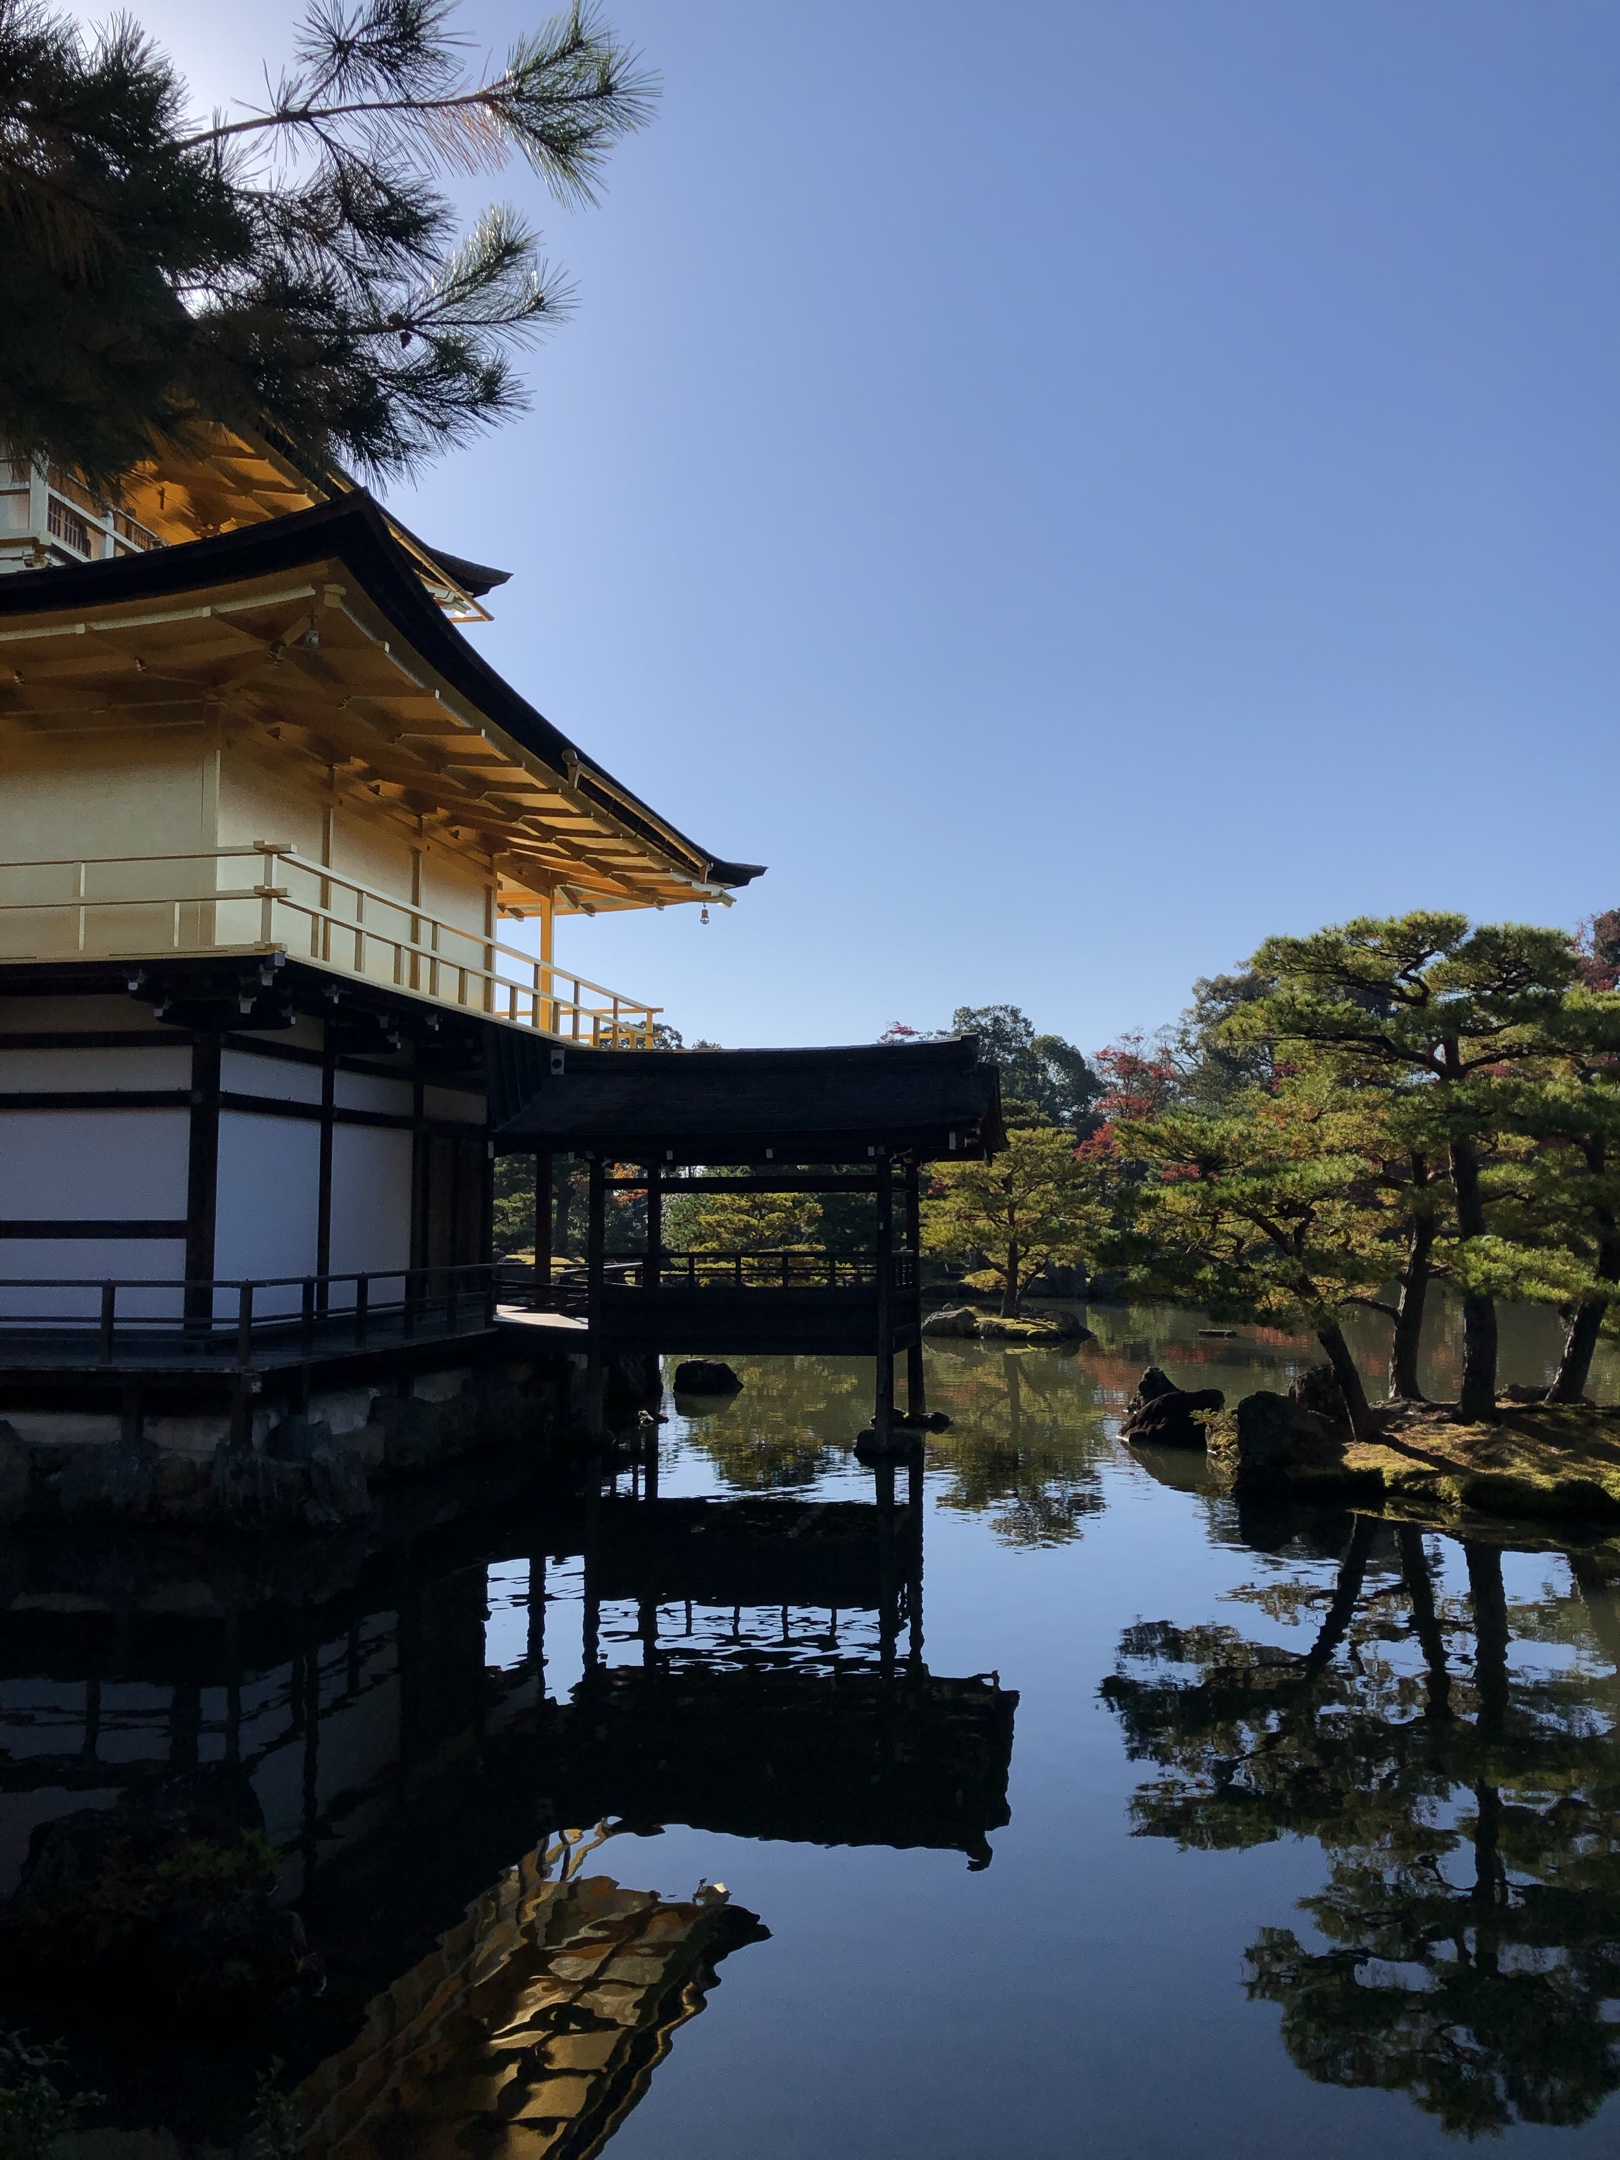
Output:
(0, 1262), (499, 1368)
(500, 1252), (918, 1304)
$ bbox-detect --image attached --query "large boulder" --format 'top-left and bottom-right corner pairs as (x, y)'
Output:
(1022, 1309), (1094, 1341)
(1289, 1362), (1351, 1437)
(0, 1421), (30, 1524)
(54, 1442), (156, 1520)
(369, 1393), (447, 1473)
(1130, 1367), (1180, 1409)
(264, 1413), (371, 1528)
(210, 1441), (306, 1532)
(302, 1442), (371, 1531)
(1233, 1390), (1297, 1486)
(1120, 1382), (1226, 1449)
(0, 1768), (317, 2030)
(673, 1359), (743, 1396)
(923, 1306), (980, 1339)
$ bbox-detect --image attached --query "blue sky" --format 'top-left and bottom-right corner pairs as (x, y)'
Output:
(96, 1), (1620, 1054)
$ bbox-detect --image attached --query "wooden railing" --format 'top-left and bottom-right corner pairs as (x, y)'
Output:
(0, 1263), (499, 1368)
(608, 1250), (918, 1292)
(0, 844), (659, 1045)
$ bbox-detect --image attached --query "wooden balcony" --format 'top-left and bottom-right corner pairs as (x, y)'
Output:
(0, 1262), (501, 1378)
(0, 844), (659, 1045)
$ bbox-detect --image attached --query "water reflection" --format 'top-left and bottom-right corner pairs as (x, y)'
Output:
(9, 1306), (1620, 2154)
(1104, 1519), (1620, 2137)
(0, 1453), (1015, 2148)
(296, 1826), (766, 2160)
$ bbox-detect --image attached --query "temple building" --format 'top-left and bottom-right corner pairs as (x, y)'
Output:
(0, 431), (1002, 1459)
(0, 429), (761, 1328)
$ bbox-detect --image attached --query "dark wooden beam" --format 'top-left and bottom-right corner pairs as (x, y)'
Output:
(0, 1220), (188, 1239)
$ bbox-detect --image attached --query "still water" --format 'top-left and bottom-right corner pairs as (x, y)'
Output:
(6, 1301), (1620, 2156)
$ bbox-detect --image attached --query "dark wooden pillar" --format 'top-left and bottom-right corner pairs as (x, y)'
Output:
(527, 1553), (546, 1679)
(644, 1162), (662, 1290)
(554, 1155), (573, 1261)
(874, 1456), (897, 1679)
(409, 1061), (429, 1272)
(315, 1025), (336, 1305)
(184, 1032), (221, 1329)
(534, 1152), (553, 1287)
(585, 1154), (605, 1434)
(904, 1159), (925, 1416)
(874, 1151), (894, 1432)
(907, 1450), (925, 1667)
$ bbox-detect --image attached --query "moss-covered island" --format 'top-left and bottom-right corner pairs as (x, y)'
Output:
(1207, 1394), (1620, 1531)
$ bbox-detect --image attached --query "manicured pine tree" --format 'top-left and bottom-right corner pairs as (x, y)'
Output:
(923, 1123), (1111, 1319)
(1237, 914), (1591, 1422)
(1116, 1064), (1401, 1440)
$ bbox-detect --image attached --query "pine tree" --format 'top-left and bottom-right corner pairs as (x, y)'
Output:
(1237, 914), (1587, 1422)
(922, 1125), (1110, 1318)
(1, 0), (654, 487)
(1116, 1068), (1406, 1440)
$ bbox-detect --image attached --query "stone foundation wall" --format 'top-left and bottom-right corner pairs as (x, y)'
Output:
(0, 1351), (595, 1534)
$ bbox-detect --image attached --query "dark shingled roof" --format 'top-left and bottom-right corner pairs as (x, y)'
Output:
(494, 1036), (1005, 1164)
(0, 493), (763, 892)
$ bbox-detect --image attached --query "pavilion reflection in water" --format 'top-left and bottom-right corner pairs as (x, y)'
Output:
(0, 1458), (1016, 2150)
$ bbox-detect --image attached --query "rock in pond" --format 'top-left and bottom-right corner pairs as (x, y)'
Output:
(1120, 1379), (1226, 1449)
(0, 1420), (29, 1524)
(1232, 1390), (1297, 1486)
(673, 1359), (743, 1396)
(923, 1306), (980, 1338)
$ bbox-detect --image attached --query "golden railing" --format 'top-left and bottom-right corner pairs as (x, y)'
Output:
(0, 844), (659, 1045)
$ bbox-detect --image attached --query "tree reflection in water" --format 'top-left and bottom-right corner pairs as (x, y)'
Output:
(671, 1358), (868, 1488)
(1102, 1517), (1620, 2137)
(922, 1348), (1112, 1546)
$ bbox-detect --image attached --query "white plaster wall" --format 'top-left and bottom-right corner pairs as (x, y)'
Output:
(0, 1045), (190, 1091)
(328, 1125), (413, 1285)
(335, 1071), (413, 1116)
(423, 1086), (485, 1126)
(213, 1111), (321, 1316)
(0, 1107), (189, 1218)
(221, 1046), (322, 1105)
(0, 1238), (185, 1318)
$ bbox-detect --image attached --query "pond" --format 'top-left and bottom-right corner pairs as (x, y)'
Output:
(5, 1299), (1620, 2156)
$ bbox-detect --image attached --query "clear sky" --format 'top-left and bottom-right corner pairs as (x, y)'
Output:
(84, 1), (1620, 1055)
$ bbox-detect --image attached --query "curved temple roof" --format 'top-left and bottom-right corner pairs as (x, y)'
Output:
(496, 1036), (1006, 1164)
(0, 493), (764, 909)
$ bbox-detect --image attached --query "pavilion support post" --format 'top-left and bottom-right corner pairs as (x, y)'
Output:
(875, 1151), (895, 1433)
(904, 1159), (925, 1417)
(907, 1451), (925, 1668)
(582, 1475), (602, 1675)
(644, 1161), (662, 1291)
(527, 1553), (546, 1679)
(534, 1152), (553, 1288)
(874, 1456), (897, 1679)
(585, 1154), (605, 1435)
(184, 1032), (221, 1333)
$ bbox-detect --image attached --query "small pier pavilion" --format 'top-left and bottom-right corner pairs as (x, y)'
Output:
(495, 1037), (1004, 1433)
